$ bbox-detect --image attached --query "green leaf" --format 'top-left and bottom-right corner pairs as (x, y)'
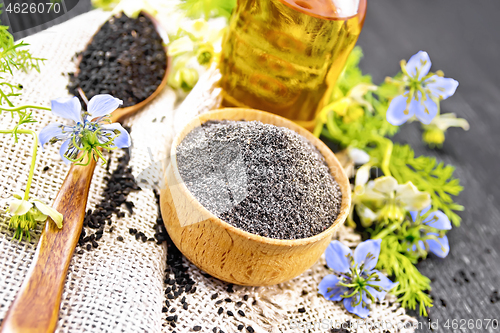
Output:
(389, 144), (464, 226)
(376, 234), (433, 316)
(178, 0), (237, 19)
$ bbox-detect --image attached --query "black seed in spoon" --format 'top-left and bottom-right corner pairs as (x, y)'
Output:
(68, 13), (167, 108)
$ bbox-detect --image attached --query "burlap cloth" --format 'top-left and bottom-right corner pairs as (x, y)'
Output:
(0, 10), (417, 333)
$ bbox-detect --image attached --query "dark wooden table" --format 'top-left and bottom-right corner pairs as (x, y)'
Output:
(10, 0), (500, 331)
(357, 0), (500, 331)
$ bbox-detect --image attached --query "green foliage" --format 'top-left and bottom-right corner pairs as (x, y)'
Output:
(317, 46), (465, 315)
(178, 0), (237, 19)
(0, 16), (56, 240)
(389, 144), (464, 226)
(376, 234), (433, 316)
(0, 22), (44, 107)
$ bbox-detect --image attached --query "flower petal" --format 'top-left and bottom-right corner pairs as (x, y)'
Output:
(424, 210), (452, 230)
(409, 210), (418, 223)
(426, 75), (459, 100)
(39, 123), (67, 148)
(414, 98), (438, 125)
(372, 176), (398, 194)
(51, 96), (82, 123)
(318, 275), (345, 301)
(386, 95), (413, 126)
(396, 182), (431, 211)
(325, 241), (352, 273)
(348, 148), (370, 165)
(354, 164), (371, 188)
(343, 293), (370, 318)
(406, 51), (431, 80)
(9, 199), (31, 216)
(420, 205), (432, 217)
(87, 94), (123, 118)
(59, 139), (72, 165)
(367, 270), (398, 301)
(353, 239), (381, 271)
(426, 233), (450, 258)
(33, 200), (63, 228)
(100, 123), (131, 148)
(432, 113), (470, 131)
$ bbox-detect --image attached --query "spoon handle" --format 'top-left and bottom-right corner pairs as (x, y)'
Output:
(0, 159), (97, 333)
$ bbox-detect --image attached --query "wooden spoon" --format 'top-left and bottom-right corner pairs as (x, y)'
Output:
(0, 12), (171, 333)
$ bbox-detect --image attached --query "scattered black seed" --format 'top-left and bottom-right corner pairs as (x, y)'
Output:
(225, 298), (232, 302)
(165, 300), (170, 307)
(183, 303), (188, 310)
(238, 324), (244, 331)
(236, 301), (243, 307)
(191, 287), (197, 293)
(176, 120), (342, 239)
(174, 315), (178, 322)
(193, 326), (201, 331)
(490, 291), (500, 304)
(166, 316), (175, 322)
(129, 228), (137, 235)
(298, 307), (306, 313)
(211, 293), (218, 300)
(227, 310), (234, 316)
(162, 307), (168, 313)
(212, 328), (217, 333)
(226, 284), (234, 293)
(167, 294), (174, 299)
(246, 326), (254, 333)
(243, 295), (249, 301)
(78, 144), (139, 251)
(218, 307), (223, 315)
(68, 13), (167, 108)
(301, 290), (308, 296)
(42, 166), (50, 172)
(166, 287), (171, 293)
(181, 296), (186, 303)
(238, 310), (245, 317)
(215, 300), (223, 305)
(170, 307), (176, 313)
(170, 322), (176, 328)
(77, 250), (84, 255)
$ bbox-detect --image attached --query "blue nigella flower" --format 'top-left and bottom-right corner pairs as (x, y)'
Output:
(408, 205), (452, 258)
(318, 239), (397, 318)
(386, 51), (459, 126)
(39, 94), (131, 165)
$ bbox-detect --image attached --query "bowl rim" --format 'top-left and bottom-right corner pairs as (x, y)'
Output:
(168, 108), (351, 247)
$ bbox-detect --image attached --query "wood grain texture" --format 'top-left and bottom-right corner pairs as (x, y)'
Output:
(0, 160), (96, 333)
(356, 0), (500, 329)
(160, 108), (351, 286)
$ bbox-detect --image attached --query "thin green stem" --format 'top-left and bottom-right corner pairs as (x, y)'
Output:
(0, 128), (38, 200)
(0, 105), (51, 112)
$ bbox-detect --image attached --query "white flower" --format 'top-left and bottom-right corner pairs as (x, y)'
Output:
(3, 192), (63, 240)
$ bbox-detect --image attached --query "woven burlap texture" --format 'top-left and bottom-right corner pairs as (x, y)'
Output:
(0, 10), (417, 333)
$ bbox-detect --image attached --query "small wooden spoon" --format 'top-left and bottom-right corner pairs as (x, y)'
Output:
(0, 13), (171, 333)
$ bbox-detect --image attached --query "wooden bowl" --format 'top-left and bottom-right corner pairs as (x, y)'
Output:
(159, 108), (351, 286)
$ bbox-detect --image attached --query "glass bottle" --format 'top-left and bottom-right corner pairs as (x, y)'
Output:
(219, 0), (367, 129)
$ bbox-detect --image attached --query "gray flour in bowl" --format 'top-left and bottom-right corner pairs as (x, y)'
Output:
(175, 120), (342, 240)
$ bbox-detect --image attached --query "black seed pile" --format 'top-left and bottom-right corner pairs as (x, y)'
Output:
(77, 139), (139, 251)
(68, 13), (167, 108)
(176, 120), (342, 240)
